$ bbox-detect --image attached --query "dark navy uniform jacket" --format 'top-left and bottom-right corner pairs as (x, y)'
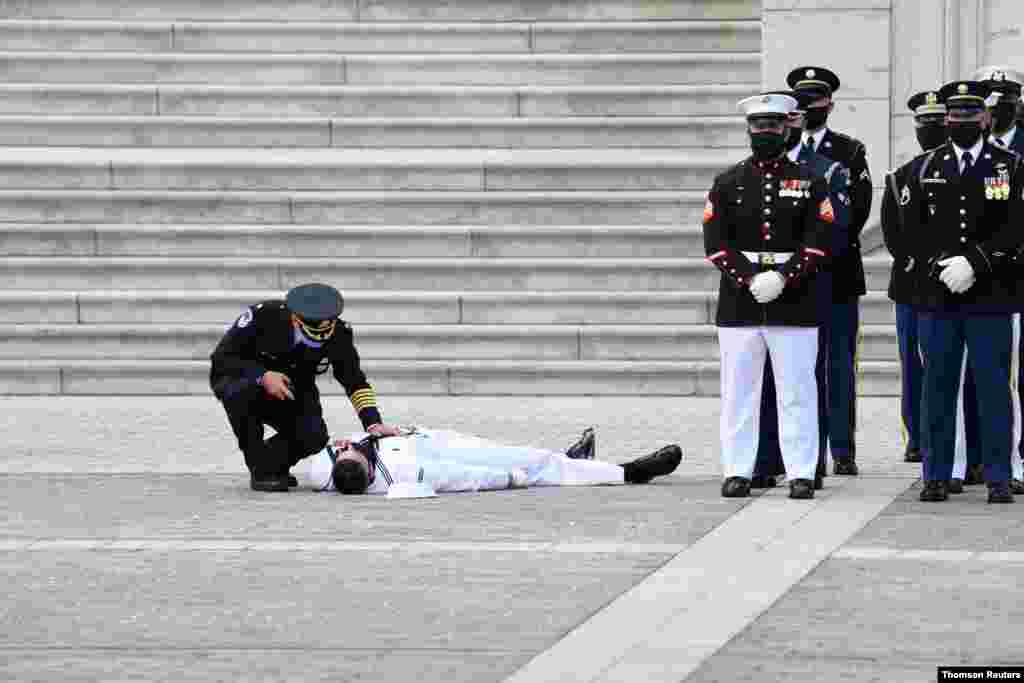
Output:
(798, 147), (852, 295)
(900, 141), (1024, 313)
(816, 129), (871, 301)
(209, 300), (382, 429)
(703, 155), (832, 327)
(881, 153), (932, 304)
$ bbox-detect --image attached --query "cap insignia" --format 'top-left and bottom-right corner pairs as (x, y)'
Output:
(958, 83), (969, 94)
(806, 69), (816, 78)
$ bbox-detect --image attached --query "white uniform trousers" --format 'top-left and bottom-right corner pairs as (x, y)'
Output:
(718, 326), (819, 481)
(952, 314), (1023, 480)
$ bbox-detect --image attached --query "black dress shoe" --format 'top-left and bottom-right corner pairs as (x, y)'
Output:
(833, 456), (859, 476)
(565, 427), (596, 460)
(919, 480), (948, 502)
(1011, 479), (1024, 495)
(987, 481), (1015, 504)
(903, 447), (922, 463)
(964, 464), (985, 486)
(287, 474), (299, 488)
(721, 476), (751, 498)
(947, 478), (964, 494)
(250, 473), (290, 492)
(622, 444), (681, 483)
(750, 475), (777, 489)
(788, 478), (815, 499)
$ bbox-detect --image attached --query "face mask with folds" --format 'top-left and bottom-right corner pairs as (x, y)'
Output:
(749, 131), (788, 161)
(991, 102), (1017, 136)
(914, 123), (947, 152)
(947, 121), (983, 149)
(803, 105), (829, 131)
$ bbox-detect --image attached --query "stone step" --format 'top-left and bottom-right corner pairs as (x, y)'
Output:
(0, 190), (700, 224)
(0, 83), (759, 117)
(0, 19), (761, 53)
(0, 323), (906, 363)
(0, 115), (747, 148)
(1, 255), (897, 291)
(0, 290), (899, 326)
(0, 358), (900, 397)
(0, 0), (761, 22)
(0, 224), (707, 258)
(0, 148), (736, 192)
(0, 51), (760, 86)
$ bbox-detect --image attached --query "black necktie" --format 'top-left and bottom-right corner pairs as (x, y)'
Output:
(961, 151), (973, 175)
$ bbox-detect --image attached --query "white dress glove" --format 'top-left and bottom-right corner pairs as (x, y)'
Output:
(937, 256), (976, 294)
(749, 271), (786, 303)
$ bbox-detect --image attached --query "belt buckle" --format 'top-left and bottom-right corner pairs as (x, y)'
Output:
(758, 253), (776, 267)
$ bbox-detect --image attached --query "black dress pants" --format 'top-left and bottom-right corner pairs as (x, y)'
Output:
(218, 378), (329, 477)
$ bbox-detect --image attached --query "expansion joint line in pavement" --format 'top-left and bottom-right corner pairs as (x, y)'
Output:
(503, 474), (918, 683)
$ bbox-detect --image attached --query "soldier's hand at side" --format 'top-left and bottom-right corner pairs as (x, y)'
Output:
(367, 423), (402, 437)
(260, 371), (294, 400)
(937, 256), (976, 294)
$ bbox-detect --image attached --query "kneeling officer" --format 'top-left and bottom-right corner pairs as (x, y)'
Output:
(210, 282), (400, 492)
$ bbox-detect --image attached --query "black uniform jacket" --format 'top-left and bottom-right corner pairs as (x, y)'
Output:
(817, 128), (871, 300)
(703, 155), (832, 327)
(899, 141), (1024, 313)
(209, 300), (382, 428)
(881, 153), (931, 304)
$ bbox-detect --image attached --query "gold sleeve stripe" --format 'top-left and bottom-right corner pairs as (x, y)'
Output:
(350, 388), (377, 410)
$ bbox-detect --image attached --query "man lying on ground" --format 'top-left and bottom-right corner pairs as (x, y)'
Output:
(300, 427), (682, 495)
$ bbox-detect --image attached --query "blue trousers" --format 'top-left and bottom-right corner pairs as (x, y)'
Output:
(828, 301), (859, 459)
(895, 304), (922, 451)
(918, 313), (1014, 483)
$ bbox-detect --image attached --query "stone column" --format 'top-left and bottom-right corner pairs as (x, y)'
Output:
(762, 0), (892, 242)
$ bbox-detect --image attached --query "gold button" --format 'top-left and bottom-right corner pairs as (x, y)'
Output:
(766, 174), (773, 179)
(764, 209), (772, 215)
(763, 222), (771, 229)
(960, 209), (966, 215)
(960, 236), (967, 243)
(765, 234), (772, 240)
(765, 195), (772, 202)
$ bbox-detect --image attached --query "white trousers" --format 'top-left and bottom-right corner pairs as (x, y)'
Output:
(718, 326), (819, 481)
(952, 314), (1023, 480)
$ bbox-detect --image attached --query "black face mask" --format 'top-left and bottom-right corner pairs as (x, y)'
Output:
(991, 103), (1017, 135)
(947, 121), (983, 149)
(750, 131), (788, 161)
(914, 124), (947, 151)
(785, 125), (802, 151)
(804, 105), (829, 131)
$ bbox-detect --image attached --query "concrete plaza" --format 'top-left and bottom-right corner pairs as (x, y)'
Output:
(3, 395), (1023, 682)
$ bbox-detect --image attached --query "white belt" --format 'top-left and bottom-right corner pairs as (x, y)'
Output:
(740, 251), (794, 266)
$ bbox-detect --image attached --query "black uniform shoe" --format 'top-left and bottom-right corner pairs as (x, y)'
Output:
(721, 476), (751, 498)
(903, 447), (922, 463)
(287, 474), (299, 488)
(947, 478), (964, 494)
(788, 478), (815, 499)
(251, 473), (290, 492)
(964, 464), (985, 486)
(565, 427), (596, 460)
(1011, 479), (1024, 495)
(833, 456), (859, 476)
(750, 475), (777, 489)
(987, 481), (1015, 504)
(622, 444), (681, 483)
(919, 480), (948, 502)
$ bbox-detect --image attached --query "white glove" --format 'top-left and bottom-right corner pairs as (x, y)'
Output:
(749, 271), (786, 303)
(937, 256), (976, 294)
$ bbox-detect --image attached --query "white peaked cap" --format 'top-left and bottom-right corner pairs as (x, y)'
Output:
(737, 93), (798, 118)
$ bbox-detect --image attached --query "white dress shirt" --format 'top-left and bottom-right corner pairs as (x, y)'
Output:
(803, 127), (828, 153)
(952, 136), (984, 174)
